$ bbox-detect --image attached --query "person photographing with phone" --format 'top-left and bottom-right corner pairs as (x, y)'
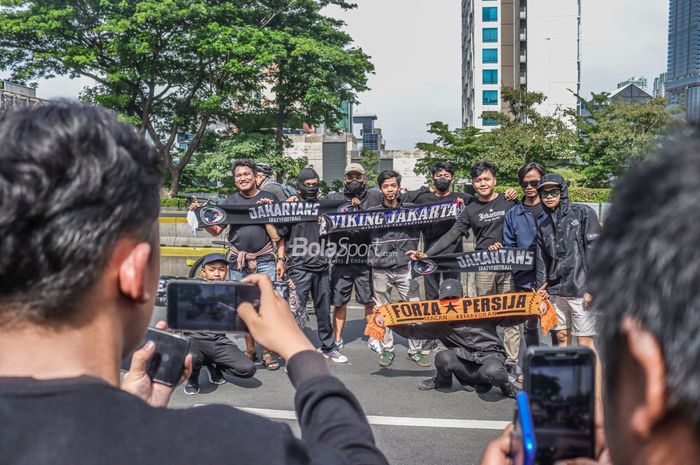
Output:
(0, 103), (388, 465)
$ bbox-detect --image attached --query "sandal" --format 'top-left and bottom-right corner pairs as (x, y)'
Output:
(262, 351), (280, 371)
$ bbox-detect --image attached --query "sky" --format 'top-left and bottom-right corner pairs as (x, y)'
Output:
(2, 0), (669, 151)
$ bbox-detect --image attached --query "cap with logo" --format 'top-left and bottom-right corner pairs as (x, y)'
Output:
(439, 279), (464, 300)
(344, 163), (365, 175)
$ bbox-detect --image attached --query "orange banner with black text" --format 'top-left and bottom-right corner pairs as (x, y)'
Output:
(365, 292), (557, 341)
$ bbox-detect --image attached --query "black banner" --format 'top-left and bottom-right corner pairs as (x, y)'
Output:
(319, 201), (462, 235)
(413, 248), (535, 275)
(187, 200), (346, 228)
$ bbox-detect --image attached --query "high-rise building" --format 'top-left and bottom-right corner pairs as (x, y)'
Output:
(666, 0), (700, 122)
(654, 73), (668, 98)
(353, 114), (385, 151)
(461, 0), (581, 130)
(617, 76), (648, 92)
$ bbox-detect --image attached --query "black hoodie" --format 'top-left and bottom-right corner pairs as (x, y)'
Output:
(535, 174), (602, 297)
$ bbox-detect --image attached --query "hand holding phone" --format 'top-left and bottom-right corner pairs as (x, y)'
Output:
(121, 326), (192, 407)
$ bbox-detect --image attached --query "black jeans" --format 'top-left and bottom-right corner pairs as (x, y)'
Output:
(289, 267), (335, 352)
(189, 336), (256, 380)
(434, 349), (509, 388)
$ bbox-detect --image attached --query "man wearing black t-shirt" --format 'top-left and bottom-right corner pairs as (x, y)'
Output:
(0, 103), (387, 465)
(281, 167), (348, 363)
(193, 159), (285, 370)
(408, 161), (520, 369)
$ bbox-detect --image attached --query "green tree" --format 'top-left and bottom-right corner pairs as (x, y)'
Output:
(0, 0), (372, 196)
(480, 88), (576, 183)
(414, 121), (485, 182)
(188, 132), (307, 193)
(360, 147), (380, 187)
(571, 93), (676, 187)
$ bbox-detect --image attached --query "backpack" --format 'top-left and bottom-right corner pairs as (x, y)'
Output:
(267, 180), (296, 198)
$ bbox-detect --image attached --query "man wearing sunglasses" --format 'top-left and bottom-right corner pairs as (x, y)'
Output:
(535, 173), (601, 352)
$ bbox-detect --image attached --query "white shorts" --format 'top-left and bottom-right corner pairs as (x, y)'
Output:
(553, 296), (596, 337)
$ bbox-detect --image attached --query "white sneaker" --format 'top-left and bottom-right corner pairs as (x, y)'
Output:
(368, 338), (383, 354)
(322, 349), (348, 363)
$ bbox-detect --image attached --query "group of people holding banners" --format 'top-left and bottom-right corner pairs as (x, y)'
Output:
(190, 157), (600, 398)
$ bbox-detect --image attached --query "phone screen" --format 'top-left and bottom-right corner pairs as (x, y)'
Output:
(526, 349), (595, 465)
(166, 280), (260, 331)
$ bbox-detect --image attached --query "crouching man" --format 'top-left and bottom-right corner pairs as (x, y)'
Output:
(184, 253), (257, 395)
(390, 279), (520, 398)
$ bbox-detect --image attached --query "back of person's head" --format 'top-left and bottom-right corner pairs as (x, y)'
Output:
(589, 131), (700, 457)
(470, 161), (496, 179)
(0, 102), (161, 326)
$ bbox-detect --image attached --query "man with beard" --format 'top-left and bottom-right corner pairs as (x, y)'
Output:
(192, 159), (285, 370)
(367, 170), (429, 368)
(327, 164), (383, 352)
(279, 167), (348, 363)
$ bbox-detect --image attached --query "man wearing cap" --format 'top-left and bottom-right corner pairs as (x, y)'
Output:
(280, 167), (348, 363)
(536, 173), (601, 351)
(183, 254), (257, 395)
(326, 163), (383, 351)
(390, 279), (519, 398)
(254, 162), (289, 202)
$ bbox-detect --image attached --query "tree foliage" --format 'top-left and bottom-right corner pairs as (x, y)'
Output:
(570, 93), (677, 187)
(0, 0), (372, 196)
(360, 147), (380, 187)
(414, 122), (485, 182)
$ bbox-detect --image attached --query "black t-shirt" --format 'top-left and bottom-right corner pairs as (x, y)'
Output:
(285, 220), (328, 272)
(413, 191), (474, 250)
(222, 190), (278, 255)
(523, 202), (543, 219)
(455, 193), (516, 250)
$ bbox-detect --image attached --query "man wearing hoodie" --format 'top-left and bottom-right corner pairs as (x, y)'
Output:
(535, 173), (601, 350)
(280, 167), (348, 363)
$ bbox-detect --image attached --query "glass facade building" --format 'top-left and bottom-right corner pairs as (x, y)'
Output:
(666, 0), (700, 121)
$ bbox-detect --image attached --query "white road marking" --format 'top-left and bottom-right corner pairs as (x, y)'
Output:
(194, 405), (509, 430)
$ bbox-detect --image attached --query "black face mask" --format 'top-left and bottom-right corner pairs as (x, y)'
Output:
(345, 180), (366, 197)
(435, 178), (452, 192)
(298, 185), (319, 200)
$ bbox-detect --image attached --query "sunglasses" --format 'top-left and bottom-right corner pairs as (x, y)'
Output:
(520, 180), (540, 188)
(540, 189), (561, 198)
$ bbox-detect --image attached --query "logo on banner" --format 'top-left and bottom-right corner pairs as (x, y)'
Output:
(413, 259), (438, 275)
(200, 206), (227, 226)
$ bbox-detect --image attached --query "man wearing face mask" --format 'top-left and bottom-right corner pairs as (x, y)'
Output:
(326, 164), (384, 352)
(280, 167), (348, 363)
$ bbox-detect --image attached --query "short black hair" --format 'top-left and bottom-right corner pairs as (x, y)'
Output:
(0, 102), (161, 325)
(470, 161), (496, 179)
(589, 131), (700, 431)
(431, 161), (455, 177)
(231, 159), (255, 173)
(377, 170), (401, 187)
(517, 162), (546, 183)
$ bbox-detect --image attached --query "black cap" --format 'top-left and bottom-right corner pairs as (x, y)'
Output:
(439, 279), (463, 299)
(201, 253), (229, 267)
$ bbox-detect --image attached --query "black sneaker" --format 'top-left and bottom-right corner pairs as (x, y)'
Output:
(417, 376), (451, 391)
(500, 382), (520, 399)
(207, 366), (226, 385)
(184, 378), (200, 395)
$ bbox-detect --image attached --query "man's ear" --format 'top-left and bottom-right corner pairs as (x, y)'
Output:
(117, 242), (153, 304)
(622, 316), (668, 439)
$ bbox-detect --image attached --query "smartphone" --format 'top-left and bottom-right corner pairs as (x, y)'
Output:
(524, 347), (596, 465)
(166, 280), (260, 331)
(510, 391), (537, 465)
(121, 328), (190, 386)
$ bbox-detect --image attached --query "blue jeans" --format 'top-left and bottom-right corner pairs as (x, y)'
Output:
(229, 257), (276, 282)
